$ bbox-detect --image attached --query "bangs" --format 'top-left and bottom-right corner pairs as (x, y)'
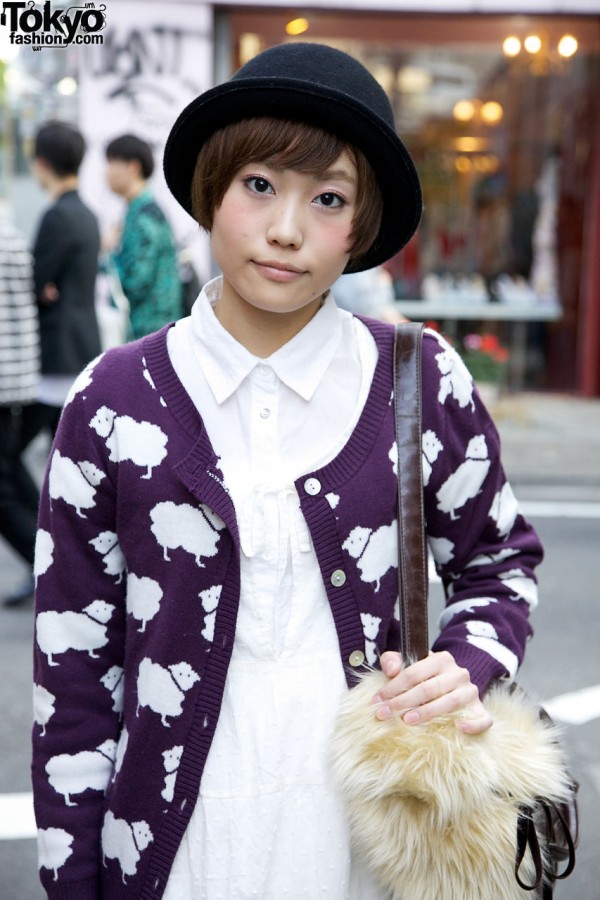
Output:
(222, 118), (350, 175)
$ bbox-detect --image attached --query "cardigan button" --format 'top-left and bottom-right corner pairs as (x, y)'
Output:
(304, 477), (321, 496)
(349, 650), (365, 667)
(330, 569), (346, 587)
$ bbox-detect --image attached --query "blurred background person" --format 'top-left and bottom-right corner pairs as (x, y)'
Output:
(0, 209), (40, 607)
(105, 134), (183, 338)
(30, 120), (102, 438)
(333, 265), (407, 323)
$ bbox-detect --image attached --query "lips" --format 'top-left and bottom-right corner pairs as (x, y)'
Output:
(252, 259), (307, 282)
(254, 260), (305, 274)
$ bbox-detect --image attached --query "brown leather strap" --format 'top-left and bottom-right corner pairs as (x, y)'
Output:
(393, 322), (429, 661)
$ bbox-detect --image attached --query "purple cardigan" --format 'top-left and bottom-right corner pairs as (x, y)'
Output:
(32, 319), (542, 898)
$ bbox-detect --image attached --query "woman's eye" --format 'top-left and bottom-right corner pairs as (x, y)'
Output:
(315, 192), (344, 208)
(245, 176), (273, 194)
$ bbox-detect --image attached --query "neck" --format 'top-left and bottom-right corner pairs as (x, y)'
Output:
(125, 180), (147, 203)
(49, 175), (78, 199)
(214, 291), (325, 357)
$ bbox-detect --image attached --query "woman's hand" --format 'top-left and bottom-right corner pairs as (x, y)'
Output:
(371, 650), (493, 735)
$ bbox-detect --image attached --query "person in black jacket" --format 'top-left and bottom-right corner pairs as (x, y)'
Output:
(3, 122), (102, 607)
(29, 120), (101, 437)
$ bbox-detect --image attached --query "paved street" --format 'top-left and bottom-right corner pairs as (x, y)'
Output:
(1, 393), (599, 899)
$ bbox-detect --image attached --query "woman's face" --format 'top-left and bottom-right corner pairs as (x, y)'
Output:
(210, 150), (357, 337)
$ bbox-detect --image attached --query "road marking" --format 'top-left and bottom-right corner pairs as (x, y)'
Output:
(2, 691), (597, 844)
(543, 684), (600, 725)
(587, 763), (600, 796)
(0, 792), (36, 840)
(521, 500), (600, 519)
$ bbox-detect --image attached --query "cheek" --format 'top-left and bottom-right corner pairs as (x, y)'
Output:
(214, 196), (254, 242)
(108, 168), (126, 192)
(319, 219), (354, 259)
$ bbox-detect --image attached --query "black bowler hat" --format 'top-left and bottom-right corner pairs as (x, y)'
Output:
(163, 42), (422, 271)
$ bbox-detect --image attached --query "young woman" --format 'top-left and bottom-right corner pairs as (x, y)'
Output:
(32, 42), (542, 899)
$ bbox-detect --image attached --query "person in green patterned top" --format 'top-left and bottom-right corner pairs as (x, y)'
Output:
(105, 134), (182, 339)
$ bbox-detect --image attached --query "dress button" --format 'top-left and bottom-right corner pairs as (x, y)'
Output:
(304, 477), (321, 496)
(330, 569), (346, 587)
(349, 650), (365, 667)
(259, 408), (271, 419)
(259, 365), (269, 375)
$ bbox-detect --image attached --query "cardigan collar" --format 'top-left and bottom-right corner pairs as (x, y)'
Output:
(142, 310), (394, 487)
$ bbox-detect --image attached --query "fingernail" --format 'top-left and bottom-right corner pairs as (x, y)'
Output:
(371, 693), (383, 705)
(381, 657), (396, 676)
(403, 710), (419, 725)
(375, 704), (392, 720)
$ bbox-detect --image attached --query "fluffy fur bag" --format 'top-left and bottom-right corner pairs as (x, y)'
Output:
(330, 668), (576, 900)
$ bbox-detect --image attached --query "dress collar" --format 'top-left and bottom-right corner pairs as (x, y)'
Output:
(189, 276), (343, 404)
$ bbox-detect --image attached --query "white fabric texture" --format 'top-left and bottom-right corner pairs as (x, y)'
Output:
(37, 374), (77, 407)
(163, 277), (384, 899)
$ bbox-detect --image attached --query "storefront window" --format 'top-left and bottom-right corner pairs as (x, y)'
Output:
(225, 10), (600, 390)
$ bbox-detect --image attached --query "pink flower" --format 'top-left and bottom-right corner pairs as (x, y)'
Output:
(463, 333), (482, 351)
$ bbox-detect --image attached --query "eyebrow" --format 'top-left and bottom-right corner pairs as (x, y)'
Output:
(316, 168), (356, 183)
(259, 160), (357, 184)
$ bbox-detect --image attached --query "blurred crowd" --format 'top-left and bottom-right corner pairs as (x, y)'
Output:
(0, 121), (199, 608)
(0, 119), (401, 609)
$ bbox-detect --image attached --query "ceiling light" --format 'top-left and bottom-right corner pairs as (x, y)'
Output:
(558, 35), (578, 58)
(502, 36), (521, 57)
(285, 18), (309, 36)
(481, 101), (503, 124)
(524, 34), (542, 55)
(455, 156), (472, 174)
(453, 100), (476, 122)
(454, 136), (487, 153)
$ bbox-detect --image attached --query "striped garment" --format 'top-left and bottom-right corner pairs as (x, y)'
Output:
(0, 218), (39, 404)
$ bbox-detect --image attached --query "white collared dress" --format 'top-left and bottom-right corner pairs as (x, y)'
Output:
(162, 278), (386, 899)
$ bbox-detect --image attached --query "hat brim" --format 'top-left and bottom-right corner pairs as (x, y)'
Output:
(163, 77), (422, 272)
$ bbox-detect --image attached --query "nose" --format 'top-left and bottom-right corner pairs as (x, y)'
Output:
(266, 197), (303, 249)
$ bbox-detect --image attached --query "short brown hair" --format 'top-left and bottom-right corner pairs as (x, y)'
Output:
(190, 117), (383, 269)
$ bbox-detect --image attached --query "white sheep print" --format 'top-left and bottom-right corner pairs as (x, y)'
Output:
(31, 311), (540, 898)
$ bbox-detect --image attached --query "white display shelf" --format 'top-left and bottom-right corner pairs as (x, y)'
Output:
(394, 300), (563, 390)
(395, 300), (562, 322)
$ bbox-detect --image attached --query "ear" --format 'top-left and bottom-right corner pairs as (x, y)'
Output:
(128, 157), (144, 180)
(32, 157), (49, 175)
